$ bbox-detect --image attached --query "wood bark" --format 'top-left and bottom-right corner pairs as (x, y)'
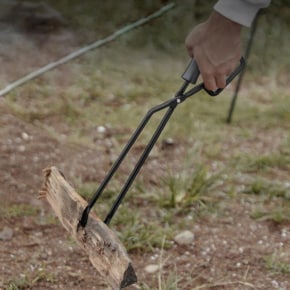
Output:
(40, 166), (137, 290)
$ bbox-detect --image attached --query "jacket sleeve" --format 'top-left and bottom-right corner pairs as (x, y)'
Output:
(214, 0), (271, 27)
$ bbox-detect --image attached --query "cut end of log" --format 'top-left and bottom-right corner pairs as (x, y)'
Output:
(40, 166), (137, 289)
(121, 263), (138, 289)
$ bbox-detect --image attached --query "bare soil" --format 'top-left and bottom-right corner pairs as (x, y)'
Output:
(1, 22), (290, 290)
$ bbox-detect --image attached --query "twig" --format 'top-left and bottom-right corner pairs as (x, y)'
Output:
(0, 3), (175, 97)
(193, 280), (257, 290)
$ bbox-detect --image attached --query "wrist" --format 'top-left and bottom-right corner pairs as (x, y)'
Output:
(207, 11), (242, 33)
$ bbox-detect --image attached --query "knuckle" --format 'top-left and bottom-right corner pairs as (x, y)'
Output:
(203, 69), (214, 78)
(215, 66), (228, 76)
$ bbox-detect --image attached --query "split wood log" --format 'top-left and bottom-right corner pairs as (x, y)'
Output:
(40, 166), (137, 290)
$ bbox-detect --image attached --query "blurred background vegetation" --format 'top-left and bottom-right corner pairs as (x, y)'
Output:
(23, 0), (289, 76)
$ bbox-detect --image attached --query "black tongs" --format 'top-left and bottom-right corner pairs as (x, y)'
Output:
(79, 57), (246, 228)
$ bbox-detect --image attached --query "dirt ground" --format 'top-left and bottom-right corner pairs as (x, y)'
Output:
(1, 18), (290, 290)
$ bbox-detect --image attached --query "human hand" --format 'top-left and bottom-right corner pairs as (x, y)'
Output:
(185, 12), (242, 91)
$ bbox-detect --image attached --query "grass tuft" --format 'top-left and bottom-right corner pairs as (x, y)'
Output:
(157, 165), (222, 211)
(113, 207), (174, 253)
(265, 251), (290, 274)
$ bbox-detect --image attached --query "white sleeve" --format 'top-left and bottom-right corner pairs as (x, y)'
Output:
(214, 0), (271, 27)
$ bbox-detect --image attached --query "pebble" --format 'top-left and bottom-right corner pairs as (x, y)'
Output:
(21, 132), (29, 141)
(0, 226), (13, 241)
(161, 138), (175, 149)
(97, 126), (106, 133)
(174, 230), (194, 245)
(145, 264), (159, 274)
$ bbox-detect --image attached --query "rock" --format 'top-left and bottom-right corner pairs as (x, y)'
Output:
(145, 264), (159, 274)
(174, 230), (194, 246)
(21, 132), (30, 141)
(97, 126), (106, 134)
(0, 226), (13, 241)
(161, 138), (175, 150)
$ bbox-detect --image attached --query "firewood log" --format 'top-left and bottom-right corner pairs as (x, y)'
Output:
(40, 166), (137, 290)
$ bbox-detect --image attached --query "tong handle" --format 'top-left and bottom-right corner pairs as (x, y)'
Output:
(182, 59), (200, 84)
(205, 58), (246, 96)
(182, 57), (246, 96)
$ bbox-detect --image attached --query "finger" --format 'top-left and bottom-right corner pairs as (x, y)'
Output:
(215, 62), (236, 89)
(185, 37), (194, 57)
(215, 73), (226, 89)
(203, 74), (218, 91)
(193, 48), (217, 91)
(186, 46), (194, 58)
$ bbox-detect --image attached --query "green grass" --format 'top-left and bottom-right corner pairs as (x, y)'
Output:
(113, 206), (175, 253)
(244, 178), (290, 222)
(0, 204), (39, 219)
(156, 164), (222, 210)
(244, 178), (290, 198)
(7, 268), (57, 290)
(235, 153), (290, 173)
(265, 251), (290, 274)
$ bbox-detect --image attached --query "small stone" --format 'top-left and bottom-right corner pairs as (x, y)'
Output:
(97, 126), (106, 133)
(174, 230), (194, 245)
(21, 132), (29, 141)
(271, 280), (279, 288)
(145, 264), (159, 274)
(0, 226), (13, 241)
(161, 138), (175, 149)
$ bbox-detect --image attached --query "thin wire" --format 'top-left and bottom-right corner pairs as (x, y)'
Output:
(0, 3), (175, 97)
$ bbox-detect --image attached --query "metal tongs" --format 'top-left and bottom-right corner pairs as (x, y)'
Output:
(79, 57), (245, 228)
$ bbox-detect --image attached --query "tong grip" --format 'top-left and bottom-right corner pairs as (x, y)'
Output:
(182, 59), (200, 84)
(182, 57), (246, 96)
